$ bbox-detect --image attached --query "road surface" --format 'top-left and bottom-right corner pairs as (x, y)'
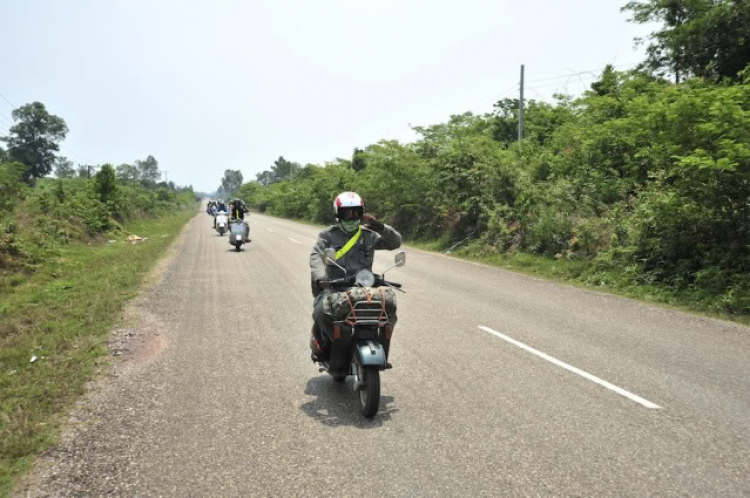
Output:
(21, 210), (750, 497)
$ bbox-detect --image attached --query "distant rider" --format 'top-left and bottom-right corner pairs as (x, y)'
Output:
(214, 200), (228, 228)
(309, 191), (401, 368)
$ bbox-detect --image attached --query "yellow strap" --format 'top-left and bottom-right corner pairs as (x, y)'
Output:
(335, 227), (362, 260)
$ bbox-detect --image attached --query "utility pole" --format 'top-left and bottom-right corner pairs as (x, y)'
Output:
(163, 171), (169, 184)
(518, 64), (525, 142)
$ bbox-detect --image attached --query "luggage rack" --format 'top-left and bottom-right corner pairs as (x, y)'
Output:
(337, 300), (389, 326)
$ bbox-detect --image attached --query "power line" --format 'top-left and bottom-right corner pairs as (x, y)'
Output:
(0, 91), (15, 108)
(60, 144), (93, 164)
(525, 61), (640, 85)
(470, 83), (519, 114)
(467, 61), (641, 116)
(528, 72), (602, 90)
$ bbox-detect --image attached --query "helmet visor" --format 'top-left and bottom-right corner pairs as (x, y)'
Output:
(339, 207), (363, 221)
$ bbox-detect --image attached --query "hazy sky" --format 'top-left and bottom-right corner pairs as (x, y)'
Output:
(0, 0), (653, 191)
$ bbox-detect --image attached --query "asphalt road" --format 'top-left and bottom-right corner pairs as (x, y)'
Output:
(21, 209), (750, 497)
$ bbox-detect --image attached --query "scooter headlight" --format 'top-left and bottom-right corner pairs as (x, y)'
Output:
(355, 270), (376, 287)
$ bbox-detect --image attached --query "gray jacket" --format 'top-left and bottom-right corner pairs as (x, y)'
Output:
(310, 223), (402, 296)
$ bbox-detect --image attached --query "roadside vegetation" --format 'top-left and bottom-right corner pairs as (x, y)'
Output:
(1, 103), (198, 496)
(237, 0), (750, 321)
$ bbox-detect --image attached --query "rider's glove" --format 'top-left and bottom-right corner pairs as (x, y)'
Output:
(363, 213), (384, 233)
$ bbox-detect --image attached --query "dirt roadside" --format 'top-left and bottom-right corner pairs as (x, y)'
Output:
(11, 213), (195, 498)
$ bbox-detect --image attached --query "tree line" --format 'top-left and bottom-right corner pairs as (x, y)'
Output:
(237, 0), (750, 316)
(1, 103), (197, 272)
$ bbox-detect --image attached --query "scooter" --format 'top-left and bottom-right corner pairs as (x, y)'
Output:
(229, 220), (250, 251)
(314, 249), (405, 418)
(215, 213), (228, 235)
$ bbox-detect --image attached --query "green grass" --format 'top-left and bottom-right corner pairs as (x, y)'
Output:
(0, 207), (196, 498)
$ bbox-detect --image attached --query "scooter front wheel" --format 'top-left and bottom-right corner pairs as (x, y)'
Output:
(235, 241), (242, 252)
(358, 365), (380, 418)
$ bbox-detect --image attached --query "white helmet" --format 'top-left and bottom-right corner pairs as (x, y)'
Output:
(333, 191), (364, 221)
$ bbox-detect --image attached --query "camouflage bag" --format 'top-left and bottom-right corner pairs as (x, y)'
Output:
(325, 286), (398, 322)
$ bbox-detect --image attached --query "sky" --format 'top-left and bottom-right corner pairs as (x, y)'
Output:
(0, 0), (655, 192)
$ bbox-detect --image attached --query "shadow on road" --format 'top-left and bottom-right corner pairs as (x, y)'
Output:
(300, 375), (398, 428)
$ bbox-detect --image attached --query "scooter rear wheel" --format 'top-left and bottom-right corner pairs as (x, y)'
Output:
(358, 365), (380, 418)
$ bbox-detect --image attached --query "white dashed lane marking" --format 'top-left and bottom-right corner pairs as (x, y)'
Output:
(478, 325), (662, 409)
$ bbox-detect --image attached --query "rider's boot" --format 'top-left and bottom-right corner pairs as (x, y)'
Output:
(310, 325), (326, 361)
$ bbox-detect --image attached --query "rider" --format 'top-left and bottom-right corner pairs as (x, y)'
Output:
(213, 200), (228, 228)
(309, 191), (401, 367)
(229, 199), (251, 242)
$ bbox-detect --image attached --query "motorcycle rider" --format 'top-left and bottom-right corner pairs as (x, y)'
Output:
(214, 200), (228, 228)
(229, 199), (251, 242)
(309, 191), (402, 368)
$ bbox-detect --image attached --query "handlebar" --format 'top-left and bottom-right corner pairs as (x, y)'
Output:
(319, 275), (403, 289)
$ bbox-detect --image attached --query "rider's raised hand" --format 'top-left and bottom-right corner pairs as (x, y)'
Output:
(363, 213), (384, 233)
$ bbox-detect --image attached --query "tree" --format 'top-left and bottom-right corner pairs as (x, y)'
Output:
(623, 0), (750, 82)
(1, 102), (68, 183)
(54, 156), (76, 178)
(115, 163), (139, 185)
(135, 155), (160, 185)
(351, 148), (367, 171)
(220, 169), (243, 196)
(94, 164), (118, 203)
(271, 156), (300, 182)
(256, 170), (274, 186)
(77, 164), (98, 178)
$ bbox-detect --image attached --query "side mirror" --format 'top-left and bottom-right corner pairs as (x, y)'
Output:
(382, 251), (406, 275)
(323, 248), (337, 265)
(323, 248), (348, 274)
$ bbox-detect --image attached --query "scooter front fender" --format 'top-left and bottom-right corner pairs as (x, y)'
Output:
(355, 340), (386, 367)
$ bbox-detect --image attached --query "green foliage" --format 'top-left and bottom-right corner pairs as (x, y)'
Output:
(219, 169), (243, 197)
(1, 102), (68, 183)
(115, 163), (139, 184)
(53, 157), (75, 178)
(94, 164), (118, 204)
(0, 174), (196, 274)
(255, 156), (302, 185)
(135, 155), (160, 185)
(623, 0), (750, 82)
(238, 67), (750, 316)
(0, 162), (29, 213)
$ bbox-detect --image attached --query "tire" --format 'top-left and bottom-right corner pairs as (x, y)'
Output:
(358, 365), (380, 418)
(333, 375), (346, 383)
(235, 241), (242, 252)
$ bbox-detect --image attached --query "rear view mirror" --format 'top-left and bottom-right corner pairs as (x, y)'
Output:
(382, 251), (406, 275)
(324, 248), (337, 265)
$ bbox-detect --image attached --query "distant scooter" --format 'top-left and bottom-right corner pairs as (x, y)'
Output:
(229, 220), (250, 251)
(215, 213), (228, 235)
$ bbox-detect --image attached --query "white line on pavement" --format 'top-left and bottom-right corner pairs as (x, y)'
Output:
(477, 325), (662, 409)
(288, 237), (301, 244)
